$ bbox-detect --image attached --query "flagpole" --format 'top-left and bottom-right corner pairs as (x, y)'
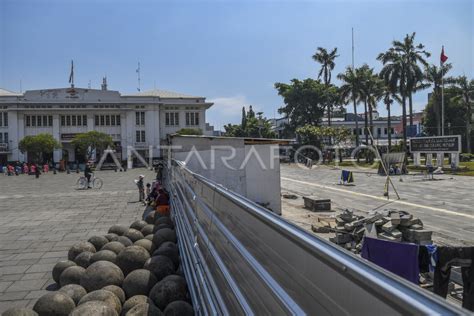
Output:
(440, 46), (445, 136)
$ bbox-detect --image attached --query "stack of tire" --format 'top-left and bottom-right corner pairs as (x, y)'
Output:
(3, 213), (194, 316)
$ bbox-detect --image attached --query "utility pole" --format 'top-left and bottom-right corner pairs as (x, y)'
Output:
(136, 62), (141, 92)
(352, 27), (359, 147)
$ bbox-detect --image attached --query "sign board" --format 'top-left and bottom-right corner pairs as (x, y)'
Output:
(60, 133), (79, 141)
(409, 135), (461, 153)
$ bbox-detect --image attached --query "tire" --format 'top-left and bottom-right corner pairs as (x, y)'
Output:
(77, 177), (87, 190)
(93, 178), (103, 189)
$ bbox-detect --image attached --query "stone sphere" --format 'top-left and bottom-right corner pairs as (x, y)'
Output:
(68, 241), (96, 261)
(80, 261), (124, 292)
(78, 289), (122, 314)
(130, 220), (147, 231)
(152, 223), (173, 233)
(69, 301), (118, 316)
(144, 255), (175, 281)
(124, 229), (144, 243)
(52, 260), (76, 284)
(104, 233), (119, 242)
(154, 216), (173, 227)
(134, 239), (154, 254)
(116, 246), (151, 276)
(117, 236), (133, 247)
(102, 285), (126, 304)
(74, 251), (94, 268)
(152, 228), (177, 248)
(125, 303), (163, 316)
(122, 295), (154, 316)
(2, 307), (38, 316)
(88, 236), (109, 250)
(141, 224), (154, 236)
(149, 275), (188, 310)
(144, 212), (155, 224)
(33, 292), (76, 316)
(58, 284), (87, 305)
(108, 224), (129, 236)
(101, 241), (125, 254)
(153, 242), (179, 268)
(90, 250), (117, 264)
(164, 301), (194, 316)
(122, 269), (158, 298)
(59, 266), (86, 287)
(144, 234), (153, 241)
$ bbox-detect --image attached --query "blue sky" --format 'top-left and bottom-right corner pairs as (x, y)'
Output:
(1, 0), (472, 130)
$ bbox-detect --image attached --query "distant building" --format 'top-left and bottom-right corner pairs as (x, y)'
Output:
(269, 117), (290, 139)
(0, 84), (213, 165)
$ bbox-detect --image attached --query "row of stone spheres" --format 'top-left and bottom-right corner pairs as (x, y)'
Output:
(3, 212), (195, 316)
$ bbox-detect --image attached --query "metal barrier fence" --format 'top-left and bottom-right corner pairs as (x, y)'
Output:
(166, 160), (465, 315)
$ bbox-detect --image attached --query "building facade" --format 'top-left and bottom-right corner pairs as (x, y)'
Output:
(0, 85), (213, 165)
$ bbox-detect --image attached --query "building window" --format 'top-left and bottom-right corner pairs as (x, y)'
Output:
(116, 115), (121, 126)
(78, 115), (82, 126)
(49, 116), (53, 126)
(136, 112), (145, 126)
(83, 115), (87, 126)
(3, 133), (7, 143)
(100, 115), (105, 126)
(95, 115), (99, 126)
(391, 128), (395, 135)
(2, 113), (6, 127)
(32, 116), (36, 127)
(141, 130), (145, 143)
(105, 115), (110, 126)
(384, 128), (388, 135)
(136, 131), (141, 142)
(37, 115), (42, 127)
(26, 116), (30, 127)
(165, 112), (179, 126)
(61, 116), (65, 126)
(186, 112), (199, 126)
(0, 113), (2, 126)
(72, 115), (76, 126)
(377, 128), (381, 136)
(66, 116), (71, 126)
(111, 115), (115, 126)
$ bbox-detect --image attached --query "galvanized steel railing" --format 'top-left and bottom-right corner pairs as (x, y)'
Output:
(166, 160), (465, 315)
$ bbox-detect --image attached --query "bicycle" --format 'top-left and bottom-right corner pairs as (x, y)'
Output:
(76, 173), (103, 190)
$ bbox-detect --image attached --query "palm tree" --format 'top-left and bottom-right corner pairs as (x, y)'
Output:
(338, 66), (361, 146)
(313, 47), (339, 125)
(451, 76), (474, 153)
(360, 66), (384, 145)
(377, 32), (430, 150)
(424, 63), (453, 136)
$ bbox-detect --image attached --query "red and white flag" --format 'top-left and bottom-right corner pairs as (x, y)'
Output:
(440, 46), (448, 64)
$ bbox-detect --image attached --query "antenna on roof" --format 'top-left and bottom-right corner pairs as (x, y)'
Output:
(136, 62), (141, 92)
(20, 79), (22, 93)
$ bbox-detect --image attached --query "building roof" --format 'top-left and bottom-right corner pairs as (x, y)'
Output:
(0, 88), (21, 96)
(124, 88), (202, 99)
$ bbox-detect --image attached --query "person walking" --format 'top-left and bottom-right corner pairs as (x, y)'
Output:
(34, 164), (41, 178)
(84, 163), (92, 189)
(135, 175), (145, 203)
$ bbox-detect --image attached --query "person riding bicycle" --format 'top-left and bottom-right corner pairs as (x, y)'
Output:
(84, 163), (92, 189)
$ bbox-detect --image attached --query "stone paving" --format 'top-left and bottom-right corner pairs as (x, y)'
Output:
(0, 168), (155, 313)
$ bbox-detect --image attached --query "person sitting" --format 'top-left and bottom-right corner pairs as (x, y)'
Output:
(155, 188), (170, 216)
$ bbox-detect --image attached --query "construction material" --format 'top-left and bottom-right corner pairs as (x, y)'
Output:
(303, 196), (331, 212)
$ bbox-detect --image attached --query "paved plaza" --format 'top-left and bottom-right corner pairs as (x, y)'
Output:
(280, 164), (474, 247)
(0, 168), (155, 312)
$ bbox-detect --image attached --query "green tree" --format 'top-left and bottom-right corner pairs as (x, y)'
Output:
(338, 66), (362, 146)
(424, 63), (454, 135)
(424, 87), (469, 150)
(312, 47), (339, 125)
(19, 133), (61, 163)
(359, 65), (384, 145)
(450, 76), (474, 153)
(224, 107), (276, 138)
(176, 128), (203, 136)
(71, 131), (114, 161)
(296, 125), (352, 147)
(241, 106), (247, 129)
(377, 32), (430, 150)
(275, 79), (337, 132)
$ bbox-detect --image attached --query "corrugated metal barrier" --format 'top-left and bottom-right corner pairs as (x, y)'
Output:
(166, 160), (466, 315)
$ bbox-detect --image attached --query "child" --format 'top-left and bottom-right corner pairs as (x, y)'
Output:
(145, 183), (151, 197)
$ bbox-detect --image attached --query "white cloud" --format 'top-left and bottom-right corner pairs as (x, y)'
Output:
(206, 95), (249, 130)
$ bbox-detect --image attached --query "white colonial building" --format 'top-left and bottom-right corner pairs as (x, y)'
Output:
(0, 83), (213, 166)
